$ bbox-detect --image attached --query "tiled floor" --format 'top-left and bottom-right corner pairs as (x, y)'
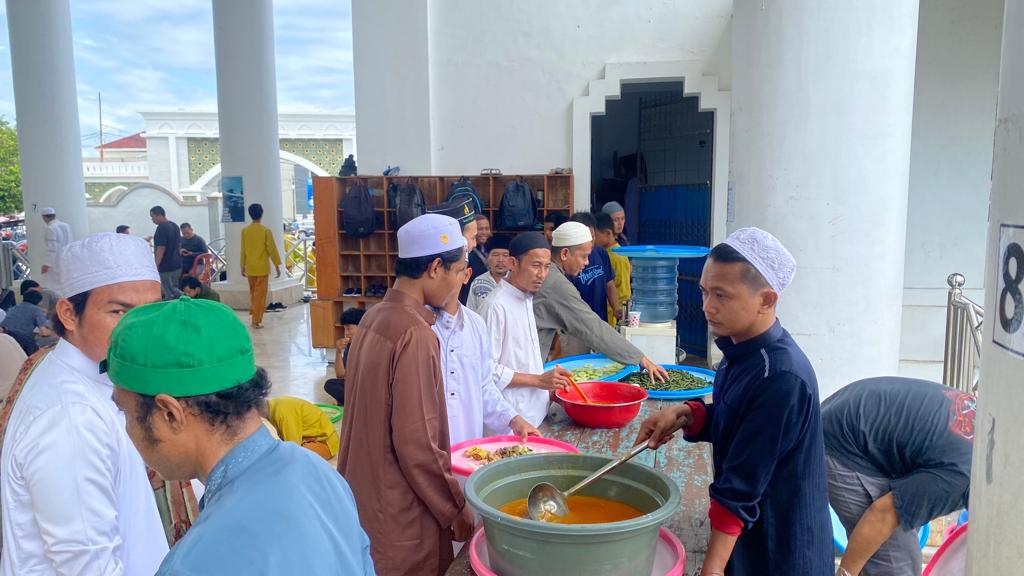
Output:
(240, 302), (335, 405)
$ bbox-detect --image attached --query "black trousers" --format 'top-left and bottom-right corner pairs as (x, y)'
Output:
(324, 378), (345, 405)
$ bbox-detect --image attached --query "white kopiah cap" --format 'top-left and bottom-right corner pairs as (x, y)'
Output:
(57, 233), (160, 298)
(551, 221), (593, 247)
(397, 213), (467, 259)
(41, 207), (56, 216)
(721, 227), (796, 293)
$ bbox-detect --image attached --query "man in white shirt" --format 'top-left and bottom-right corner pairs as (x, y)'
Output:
(39, 207), (72, 290)
(467, 235), (510, 314)
(435, 268), (539, 446)
(0, 232), (168, 576)
(479, 233), (572, 428)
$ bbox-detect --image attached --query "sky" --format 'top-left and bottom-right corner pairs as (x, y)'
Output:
(0, 0), (354, 157)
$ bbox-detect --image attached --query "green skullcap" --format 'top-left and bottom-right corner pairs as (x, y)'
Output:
(103, 296), (256, 397)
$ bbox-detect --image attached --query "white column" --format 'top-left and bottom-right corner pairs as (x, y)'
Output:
(730, 0), (920, 398)
(6, 0), (88, 276)
(211, 0), (285, 289)
(968, 1), (1024, 573)
(167, 135), (180, 193)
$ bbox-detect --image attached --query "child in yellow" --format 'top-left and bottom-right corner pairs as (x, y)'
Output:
(240, 203), (282, 329)
(595, 212), (631, 327)
(261, 396), (340, 460)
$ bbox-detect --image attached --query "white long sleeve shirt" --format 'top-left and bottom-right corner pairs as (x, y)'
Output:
(44, 219), (72, 268)
(433, 305), (519, 446)
(479, 281), (549, 427)
(1, 339), (168, 576)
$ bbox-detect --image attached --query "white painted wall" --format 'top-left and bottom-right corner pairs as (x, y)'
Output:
(86, 185), (211, 240)
(899, 0), (1004, 382)
(968, 0), (1024, 571)
(145, 137), (172, 190)
(351, 0), (432, 175)
(350, 0), (730, 177)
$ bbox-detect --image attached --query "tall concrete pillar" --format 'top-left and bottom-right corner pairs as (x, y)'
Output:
(730, 0), (920, 397)
(968, 1), (1024, 572)
(5, 0), (88, 279)
(211, 0), (300, 306)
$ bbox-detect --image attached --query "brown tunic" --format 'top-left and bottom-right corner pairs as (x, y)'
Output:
(338, 289), (465, 576)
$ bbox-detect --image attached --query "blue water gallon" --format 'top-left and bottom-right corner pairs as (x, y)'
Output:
(631, 258), (679, 323)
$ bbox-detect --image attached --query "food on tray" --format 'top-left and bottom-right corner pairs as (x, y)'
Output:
(463, 444), (534, 464)
(620, 368), (710, 392)
(499, 495), (644, 524)
(569, 363), (625, 382)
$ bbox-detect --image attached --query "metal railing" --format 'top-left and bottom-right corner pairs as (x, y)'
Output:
(943, 273), (983, 395)
(284, 235), (316, 294)
(1, 241), (31, 289)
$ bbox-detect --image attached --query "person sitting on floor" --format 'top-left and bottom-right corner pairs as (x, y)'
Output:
(259, 396), (340, 461)
(323, 307), (365, 405)
(1, 290), (53, 344)
(180, 276), (221, 302)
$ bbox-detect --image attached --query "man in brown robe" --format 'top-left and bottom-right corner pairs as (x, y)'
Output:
(338, 214), (475, 575)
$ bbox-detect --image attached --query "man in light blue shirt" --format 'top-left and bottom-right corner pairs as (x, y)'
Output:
(104, 296), (375, 575)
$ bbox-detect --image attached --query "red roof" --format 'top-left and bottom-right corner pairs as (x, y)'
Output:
(97, 132), (146, 150)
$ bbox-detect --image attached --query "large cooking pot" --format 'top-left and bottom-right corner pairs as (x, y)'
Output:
(465, 453), (680, 576)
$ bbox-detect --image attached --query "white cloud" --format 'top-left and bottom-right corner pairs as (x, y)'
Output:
(0, 0), (354, 153)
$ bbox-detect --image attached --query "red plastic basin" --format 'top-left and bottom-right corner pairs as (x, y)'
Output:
(556, 381), (648, 428)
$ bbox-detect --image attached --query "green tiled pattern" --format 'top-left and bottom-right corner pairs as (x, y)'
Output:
(187, 138), (347, 184)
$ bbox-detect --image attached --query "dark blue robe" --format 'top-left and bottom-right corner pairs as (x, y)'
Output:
(686, 320), (833, 575)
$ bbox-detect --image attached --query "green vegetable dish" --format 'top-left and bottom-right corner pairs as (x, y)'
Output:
(569, 363), (625, 382)
(620, 369), (710, 392)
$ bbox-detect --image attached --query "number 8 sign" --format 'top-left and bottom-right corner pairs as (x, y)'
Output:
(994, 224), (1024, 358)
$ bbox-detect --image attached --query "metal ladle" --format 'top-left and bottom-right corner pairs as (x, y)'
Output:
(527, 441), (652, 521)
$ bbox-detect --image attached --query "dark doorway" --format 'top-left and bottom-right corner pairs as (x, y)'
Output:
(590, 81), (715, 358)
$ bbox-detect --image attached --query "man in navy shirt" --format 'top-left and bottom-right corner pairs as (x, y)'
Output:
(568, 212), (620, 323)
(636, 227), (832, 576)
(824, 377), (974, 576)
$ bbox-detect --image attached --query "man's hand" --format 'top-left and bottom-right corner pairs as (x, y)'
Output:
(639, 357), (670, 383)
(336, 336), (351, 353)
(535, 366), (572, 391)
(180, 248), (191, 256)
(452, 505), (476, 542)
(241, 268), (247, 278)
(275, 266), (281, 279)
(510, 416), (541, 442)
(41, 265), (49, 274)
(634, 404), (691, 449)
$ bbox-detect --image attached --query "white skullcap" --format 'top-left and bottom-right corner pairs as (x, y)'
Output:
(397, 213), (467, 259)
(41, 207), (56, 216)
(721, 227), (796, 293)
(57, 232), (160, 298)
(551, 221), (593, 247)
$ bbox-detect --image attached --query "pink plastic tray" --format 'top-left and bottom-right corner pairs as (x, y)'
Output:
(923, 522), (968, 576)
(450, 435), (580, 477)
(468, 526), (686, 576)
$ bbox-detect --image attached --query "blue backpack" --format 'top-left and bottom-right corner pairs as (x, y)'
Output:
(446, 177), (483, 214)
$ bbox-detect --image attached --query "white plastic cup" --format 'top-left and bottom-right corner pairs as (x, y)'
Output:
(628, 311), (642, 327)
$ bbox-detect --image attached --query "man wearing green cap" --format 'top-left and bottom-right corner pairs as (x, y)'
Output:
(105, 297), (375, 575)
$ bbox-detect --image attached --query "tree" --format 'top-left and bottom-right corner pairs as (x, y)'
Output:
(0, 117), (21, 215)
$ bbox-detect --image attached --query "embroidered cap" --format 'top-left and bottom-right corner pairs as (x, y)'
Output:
(721, 227), (796, 293)
(426, 196), (476, 229)
(397, 213), (467, 259)
(57, 232), (160, 298)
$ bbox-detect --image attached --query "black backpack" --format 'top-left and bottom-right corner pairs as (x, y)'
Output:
(497, 177), (538, 230)
(395, 178), (426, 229)
(446, 177), (483, 214)
(341, 180), (376, 238)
